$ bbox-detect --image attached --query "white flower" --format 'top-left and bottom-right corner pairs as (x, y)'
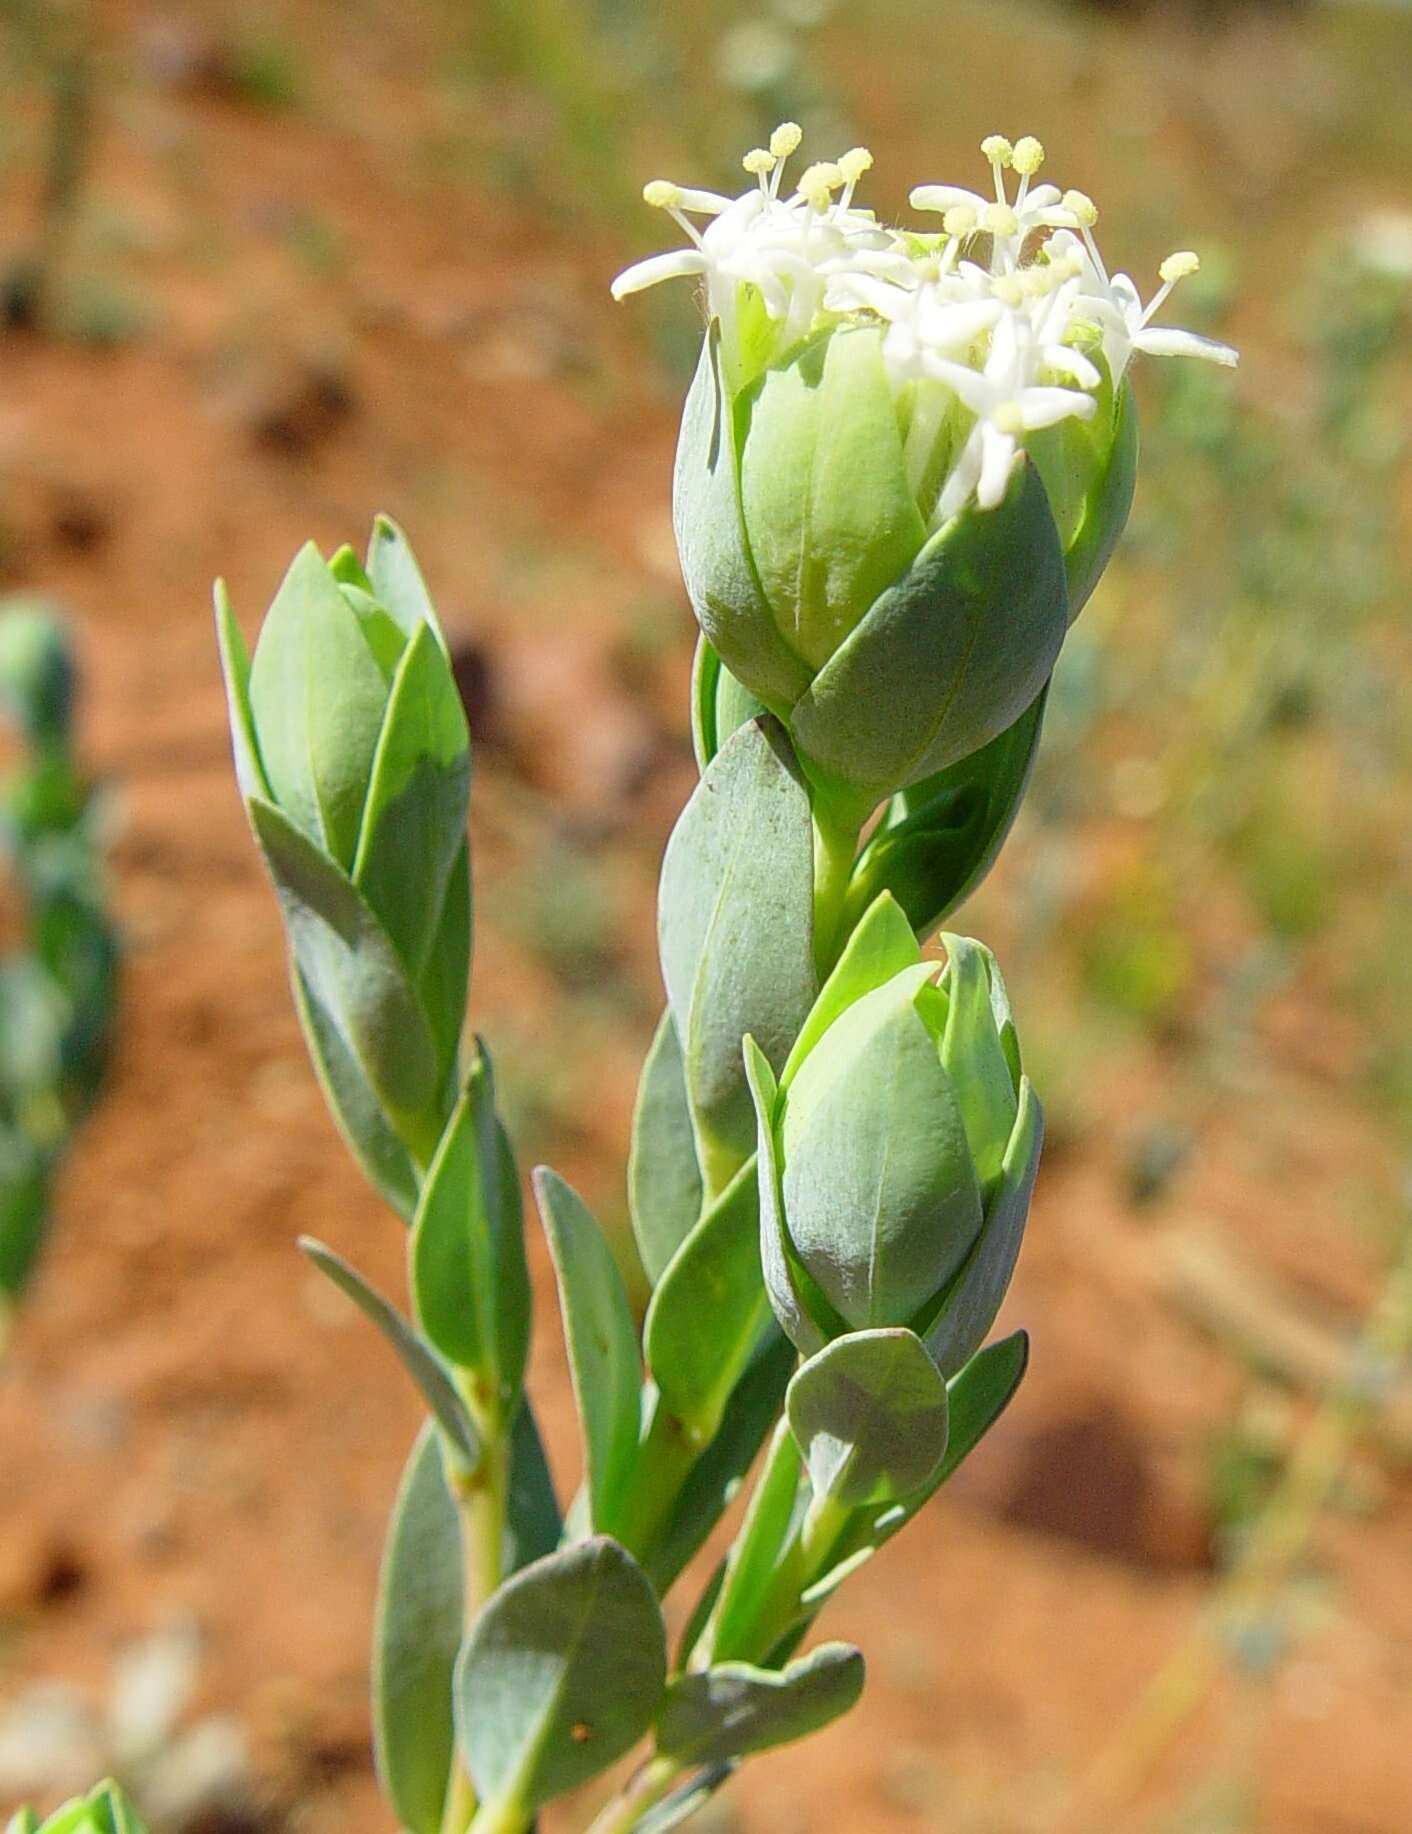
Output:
(926, 311), (1098, 519)
(1049, 231), (1238, 379)
(909, 135), (1075, 273)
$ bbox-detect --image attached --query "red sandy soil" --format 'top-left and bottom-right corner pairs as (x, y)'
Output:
(2, 8), (1410, 1832)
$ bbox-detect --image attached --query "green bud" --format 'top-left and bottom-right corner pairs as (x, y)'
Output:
(747, 893), (1041, 1373)
(216, 519), (472, 1170)
(674, 323), (1136, 812)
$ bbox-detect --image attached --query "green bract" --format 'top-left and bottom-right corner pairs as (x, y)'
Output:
(747, 891), (1042, 1374)
(673, 321), (1135, 813)
(216, 518), (471, 1176)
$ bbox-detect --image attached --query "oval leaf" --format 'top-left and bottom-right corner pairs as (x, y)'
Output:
(787, 1327), (949, 1508)
(657, 1642), (865, 1769)
(455, 1536), (667, 1817)
(373, 1423), (464, 1834)
(628, 1009), (704, 1286)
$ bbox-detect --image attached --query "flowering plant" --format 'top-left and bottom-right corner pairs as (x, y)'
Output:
(202, 128), (1235, 1834)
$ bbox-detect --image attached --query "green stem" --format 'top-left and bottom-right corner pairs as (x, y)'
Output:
(614, 1387), (706, 1565)
(810, 800), (864, 980)
(442, 1419), (510, 1834)
(580, 1756), (681, 1834)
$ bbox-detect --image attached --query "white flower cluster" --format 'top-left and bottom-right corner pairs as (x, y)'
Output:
(612, 128), (1238, 520)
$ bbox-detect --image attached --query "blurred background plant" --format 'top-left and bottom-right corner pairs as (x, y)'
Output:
(0, 600), (117, 1348)
(0, 0), (1408, 1829)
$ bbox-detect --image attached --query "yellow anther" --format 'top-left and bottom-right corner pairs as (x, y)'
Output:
(981, 134), (1014, 167)
(1062, 189), (1099, 228)
(742, 148), (776, 177)
(1019, 265), (1052, 298)
(797, 161), (843, 208)
(770, 121), (804, 159)
(1012, 136), (1045, 176)
(838, 146), (874, 185)
(943, 204), (979, 237)
(993, 402), (1025, 436)
(643, 180), (683, 209)
(1159, 250), (1200, 283)
(984, 202), (1020, 238)
(991, 274), (1024, 306)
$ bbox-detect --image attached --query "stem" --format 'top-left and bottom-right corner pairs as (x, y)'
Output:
(614, 1387), (705, 1565)
(581, 1756), (681, 1834)
(810, 800), (864, 980)
(441, 1421), (510, 1834)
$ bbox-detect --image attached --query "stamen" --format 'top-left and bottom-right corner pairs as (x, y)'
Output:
(770, 121), (804, 159)
(1012, 137), (1045, 177)
(643, 180), (683, 209)
(943, 204), (979, 238)
(1062, 189), (1099, 228)
(743, 148), (776, 177)
(797, 161), (844, 211)
(1159, 250), (1200, 283)
(984, 202), (1020, 238)
(838, 146), (874, 185)
(981, 135), (1014, 168)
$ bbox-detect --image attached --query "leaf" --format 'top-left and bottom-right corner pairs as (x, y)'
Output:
(412, 1050), (530, 1407)
(778, 891), (920, 1089)
(690, 637), (766, 773)
(1062, 377), (1138, 621)
(645, 1156), (769, 1441)
(786, 1328), (949, 1508)
(246, 541), (394, 868)
(849, 687), (1047, 942)
(628, 1009), (703, 1287)
(790, 462), (1067, 800)
(249, 796), (440, 1122)
(353, 621), (471, 979)
(213, 580), (271, 803)
(0, 1136), (52, 1299)
(417, 838), (472, 1083)
(922, 1079), (1042, 1378)
(744, 1038), (823, 1357)
(299, 1237), (479, 1472)
(373, 1423), (464, 1834)
(504, 1396), (563, 1574)
(658, 716), (817, 1185)
(657, 1643), (864, 1768)
(534, 1169), (642, 1536)
(291, 965), (418, 1220)
(367, 514), (448, 647)
(634, 1765), (734, 1834)
(646, 1328), (795, 1597)
(455, 1536), (667, 1818)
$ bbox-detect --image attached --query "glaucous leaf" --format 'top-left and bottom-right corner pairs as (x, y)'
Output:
(657, 1643), (864, 1768)
(628, 1009), (703, 1287)
(786, 1327), (950, 1508)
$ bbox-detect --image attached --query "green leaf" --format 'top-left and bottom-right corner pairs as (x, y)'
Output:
(534, 1169), (642, 1536)
(744, 1038), (823, 1357)
(659, 716), (818, 1186)
(778, 891), (920, 1089)
(373, 1423), (464, 1834)
(790, 461), (1067, 800)
(291, 965), (418, 1220)
(353, 622), (471, 979)
(417, 838), (472, 1084)
(412, 1050), (530, 1408)
(787, 1328), (949, 1508)
(848, 687), (1047, 942)
(298, 1236), (480, 1472)
(673, 328), (812, 716)
(634, 1765), (734, 1834)
(248, 796), (440, 1122)
(505, 1396), (563, 1573)
(645, 1156), (768, 1441)
(628, 1009), (703, 1287)
(937, 934), (1018, 1191)
(657, 1642), (864, 1768)
(247, 541), (394, 868)
(646, 1328), (795, 1597)
(922, 1079), (1042, 1378)
(0, 1135), (52, 1299)
(455, 1536), (667, 1818)
(213, 580), (271, 803)
(1061, 376), (1138, 622)
(690, 637), (766, 772)
(367, 514), (448, 648)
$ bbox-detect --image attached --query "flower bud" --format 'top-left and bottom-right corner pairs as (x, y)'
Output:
(747, 893), (1042, 1375)
(216, 519), (471, 1177)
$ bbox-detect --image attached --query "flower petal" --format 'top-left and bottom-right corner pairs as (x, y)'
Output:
(1135, 327), (1240, 366)
(610, 249), (707, 299)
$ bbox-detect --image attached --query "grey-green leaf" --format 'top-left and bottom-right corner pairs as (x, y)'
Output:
(659, 715), (817, 1187)
(657, 1643), (865, 1768)
(249, 795), (440, 1122)
(455, 1536), (667, 1817)
(367, 513), (448, 647)
(628, 1009), (704, 1287)
(504, 1396), (563, 1574)
(534, 1169), (642, 1536)
(787, 1328), (949, 1508)
(373, 1423), (464, 1834)
(645, 1156), (769, 1441)
(298, 1236), (479, 1472)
